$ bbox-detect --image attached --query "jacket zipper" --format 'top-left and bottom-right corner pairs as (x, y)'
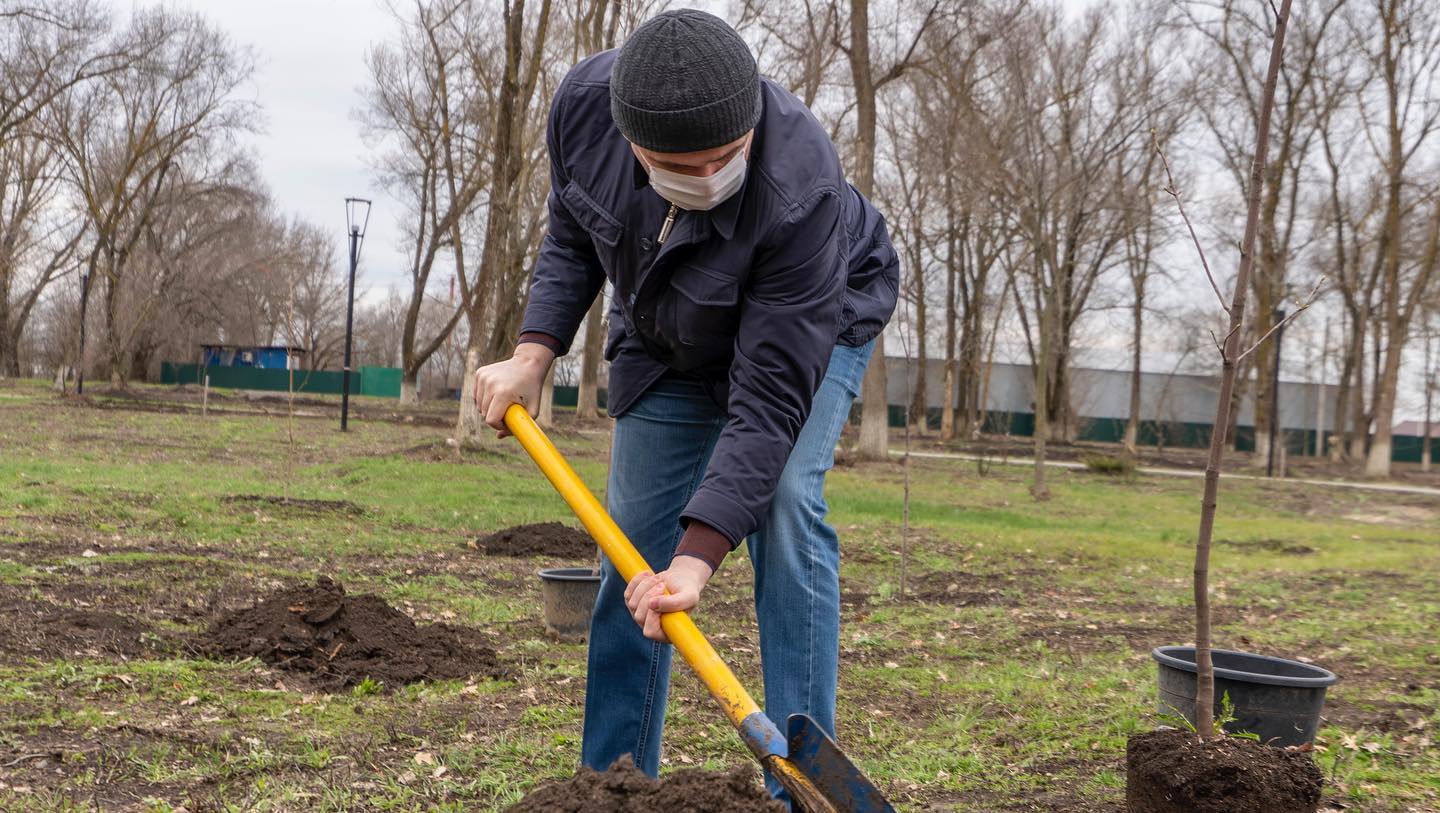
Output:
(657, 203), (678, 246)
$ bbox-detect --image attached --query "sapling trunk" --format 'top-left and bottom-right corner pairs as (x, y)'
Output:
(1186, 0), (1293, 738)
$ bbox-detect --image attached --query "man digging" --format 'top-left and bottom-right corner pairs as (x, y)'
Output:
(473, 9), (898, 805)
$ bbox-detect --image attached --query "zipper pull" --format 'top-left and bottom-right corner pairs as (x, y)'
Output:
(657, 204), (678, 246)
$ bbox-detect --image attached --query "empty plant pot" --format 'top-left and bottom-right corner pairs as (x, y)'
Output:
(1152, 646), (1338, 747)
(538, 567), (600, 641)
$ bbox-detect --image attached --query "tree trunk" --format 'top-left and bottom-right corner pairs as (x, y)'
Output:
(910, 284), (928, 434)
(1031, 266), (1054, 501)
(940, 179), (958, 441)
(958, 299), (984, 437)
(1364, 340), (1399, 477)
(857, 333), (889, 457)
(1125, 297), (1143, 453)
(538, 365), (555, 428)
(1030, 351), (1050, 501)
(1049, 334), (1073, 443)
(847, 0), (890, 461)
(576, 295), (605, 420)
(401, 373), (419, 405)
(456, 341), (487, 445)
(1189, 0), (1292, 738)
(103, 274), (127, 389)
(0, 266), (12, 376)
(1348, 319), (1370, 459)
(1422, 336), (1433, 473)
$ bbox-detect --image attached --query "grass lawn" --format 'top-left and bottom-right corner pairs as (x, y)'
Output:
(0, 378), (1435, 812)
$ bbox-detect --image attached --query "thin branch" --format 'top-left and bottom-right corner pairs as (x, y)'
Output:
(1234, 278), (1324, 364)
(1154, 130), (1228, 314)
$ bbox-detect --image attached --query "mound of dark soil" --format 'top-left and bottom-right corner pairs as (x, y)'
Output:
(470, 521), (593, 559)
(201, 577), (502, 689)
(1125, 729), (1323, 813)
(506, 759), (783, 812)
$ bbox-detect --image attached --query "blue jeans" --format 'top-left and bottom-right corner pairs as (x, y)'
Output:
(580, 340), (873, 802)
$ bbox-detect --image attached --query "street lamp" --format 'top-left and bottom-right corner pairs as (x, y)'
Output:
(341, 198), (372, 432)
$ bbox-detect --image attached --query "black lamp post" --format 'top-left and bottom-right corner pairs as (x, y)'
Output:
(342, 198), (372, 432)
(1266, 307), (1286, 477)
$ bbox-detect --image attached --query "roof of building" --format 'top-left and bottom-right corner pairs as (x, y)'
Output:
(200, 344), (307, 353)
(1392, 421), (1439, 438)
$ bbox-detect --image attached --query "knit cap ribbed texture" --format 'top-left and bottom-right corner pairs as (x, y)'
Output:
(610, 9), (761, 153)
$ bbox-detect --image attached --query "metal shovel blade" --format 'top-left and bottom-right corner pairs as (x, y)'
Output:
(784, 714), (896, 813)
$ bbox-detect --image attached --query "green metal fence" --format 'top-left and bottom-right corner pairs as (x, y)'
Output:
(160, 363), (403, 398)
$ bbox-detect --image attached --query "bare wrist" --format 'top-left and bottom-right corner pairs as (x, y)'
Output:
(512, 342), (554, 369)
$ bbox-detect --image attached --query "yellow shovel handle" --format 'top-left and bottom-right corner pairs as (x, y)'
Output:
(504, 404), (762, 729)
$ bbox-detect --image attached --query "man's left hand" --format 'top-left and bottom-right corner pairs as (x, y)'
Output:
(623, 557), (714, 643)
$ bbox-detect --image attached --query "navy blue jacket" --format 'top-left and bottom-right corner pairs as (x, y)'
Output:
(520, 50), (899, 549)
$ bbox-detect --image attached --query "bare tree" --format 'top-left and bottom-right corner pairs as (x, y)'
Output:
(454, 0), (555, 444)
(1118, 15), (1189, 454)
(1178, 0), (1348, 457)
(569, 0), (634, 422)
(835, 0), (946, 460)
(737, 0), (844, 111)
(0, 0), (132, 143)
(0, 129), (83, 375)
(53, 6), (255, 388)
(999, 6), (1145, 497)
(1353, 0), (1440, 476)
(361, 0), (486, 404)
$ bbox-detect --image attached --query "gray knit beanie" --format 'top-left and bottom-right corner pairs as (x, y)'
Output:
(610, 9), (761, 153)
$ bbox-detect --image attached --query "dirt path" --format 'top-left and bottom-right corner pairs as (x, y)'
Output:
(894, 448), (1440, 497)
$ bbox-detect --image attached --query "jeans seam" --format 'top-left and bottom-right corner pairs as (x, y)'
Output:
(806, 371), (851, 718)
(632, 414), (725, 764)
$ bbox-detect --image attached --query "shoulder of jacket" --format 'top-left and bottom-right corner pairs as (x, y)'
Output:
(561, 50), (616, 95)
(751, 79), (846, 212)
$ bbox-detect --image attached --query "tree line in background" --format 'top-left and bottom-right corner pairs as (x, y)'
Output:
(2, 0), (1437, 475)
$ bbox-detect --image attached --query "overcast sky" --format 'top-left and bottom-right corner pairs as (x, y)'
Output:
(188, 0), (1101, 295)
(177, 0), (1429, 422)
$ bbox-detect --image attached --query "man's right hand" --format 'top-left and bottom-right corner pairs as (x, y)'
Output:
(474, 343), (555, 438)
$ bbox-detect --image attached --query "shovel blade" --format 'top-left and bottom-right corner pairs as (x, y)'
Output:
(785, 714), (896, 813)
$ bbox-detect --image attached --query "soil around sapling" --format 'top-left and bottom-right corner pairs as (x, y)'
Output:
(469, 521), (594, 560)
(1125, 728), (1323, 813)
(200, 577), (503, 690)
(505, 758), (784, 812)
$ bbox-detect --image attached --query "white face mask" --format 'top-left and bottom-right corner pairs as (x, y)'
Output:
(643, 139), (749, 211)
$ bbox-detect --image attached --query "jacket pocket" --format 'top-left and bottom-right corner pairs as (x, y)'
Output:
(559, 181), (624, 248)
(666, 264), (741, 350)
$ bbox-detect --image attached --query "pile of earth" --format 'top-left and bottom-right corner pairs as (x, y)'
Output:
(505, 759), (783, 812)
(200, 576), (503, 689)
(470, 521), (595, 559)
(1126, 729), (1323, 813)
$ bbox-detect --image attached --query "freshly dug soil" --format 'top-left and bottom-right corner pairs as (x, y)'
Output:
(471, 521), (594, 559)
(1125, 729), (1323, 813)
(201, 577), (503, 689)
(0, 598), (177, 660)
(505, 759), (783, 812)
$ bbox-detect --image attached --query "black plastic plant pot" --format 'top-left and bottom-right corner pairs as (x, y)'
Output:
(538, 567), (600, 642)
(1152, 646), (1338, 747)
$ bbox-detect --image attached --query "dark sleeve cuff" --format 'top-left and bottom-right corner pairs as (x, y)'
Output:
(517, 331), (565, 356)
(673, 521), (732, 573)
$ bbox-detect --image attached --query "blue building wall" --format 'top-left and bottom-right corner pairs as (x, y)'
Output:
(201, 346), (293, 369)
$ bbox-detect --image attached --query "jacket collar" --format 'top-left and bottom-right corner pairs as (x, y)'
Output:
(628, 152), (745, 242)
